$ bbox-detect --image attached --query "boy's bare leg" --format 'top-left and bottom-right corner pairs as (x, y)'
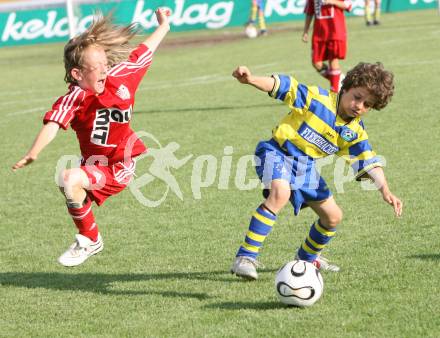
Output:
(58, 168), (103, 266)
(313, 61), (329, 79)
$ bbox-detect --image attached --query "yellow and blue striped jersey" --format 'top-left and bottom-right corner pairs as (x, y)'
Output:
(269, 74), (382, 179)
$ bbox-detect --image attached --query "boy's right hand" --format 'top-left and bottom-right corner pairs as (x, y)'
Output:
(12, 154), (36, 171)
(302, 32), (308, 43)
(232, 66), (252, 84)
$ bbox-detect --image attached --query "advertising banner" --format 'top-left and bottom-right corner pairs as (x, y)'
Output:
(0, 0), (437, 47)
(386, 0), (438, 12)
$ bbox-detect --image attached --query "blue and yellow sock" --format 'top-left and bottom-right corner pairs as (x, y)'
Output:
(297, 220), (336, 262)
(258, 9), (266, 31)
(249, 0), (258, 23)
(236, 205), (276, 259)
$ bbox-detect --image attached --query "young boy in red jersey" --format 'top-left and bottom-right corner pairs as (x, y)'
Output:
(302, 0), (352, 92)
(12, 9), (170, 267)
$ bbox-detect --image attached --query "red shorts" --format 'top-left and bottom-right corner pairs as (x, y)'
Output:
(81, 159), (136, 206)
(312, 39), (347, 63)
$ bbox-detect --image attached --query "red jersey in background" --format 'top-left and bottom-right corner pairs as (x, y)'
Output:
(304, 0), (352, 42)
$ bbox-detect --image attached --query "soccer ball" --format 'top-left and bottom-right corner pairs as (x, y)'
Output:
(275, 260), (324, 307)
(245, 25), (258, 39)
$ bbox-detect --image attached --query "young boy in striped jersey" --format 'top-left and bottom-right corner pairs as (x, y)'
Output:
(231, 62), (402, 280)
(12, 9), (170, 267)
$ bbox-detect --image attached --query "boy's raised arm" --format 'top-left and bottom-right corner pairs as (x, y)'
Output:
(12, 122), (60, 171)
(232, 66), (275, 92)
(141, 8), (170, 52)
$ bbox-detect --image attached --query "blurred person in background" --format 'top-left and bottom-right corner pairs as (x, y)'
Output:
(302, 0), (352, 92)
(365, 0), (381, 26)
(246, 0), (268, 36)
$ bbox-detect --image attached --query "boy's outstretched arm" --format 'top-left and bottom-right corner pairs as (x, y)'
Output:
(232, 66), (275, 92)
(365, 167), (403, 217)
(142, 8), (171, 52)
(12, 122), (60, 171)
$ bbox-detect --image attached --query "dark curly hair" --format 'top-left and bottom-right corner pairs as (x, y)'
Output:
(340, 62), (394, 110)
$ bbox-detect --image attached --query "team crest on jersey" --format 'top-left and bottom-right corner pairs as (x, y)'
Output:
(340, 127), (357, 142)
(116, 84), (130, 100)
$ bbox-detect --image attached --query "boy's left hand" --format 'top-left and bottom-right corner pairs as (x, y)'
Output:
(155, 8), (171, 25)
(382, 191), (403, 217)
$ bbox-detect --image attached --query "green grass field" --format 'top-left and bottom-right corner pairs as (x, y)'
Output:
(1, 9), (440, 337)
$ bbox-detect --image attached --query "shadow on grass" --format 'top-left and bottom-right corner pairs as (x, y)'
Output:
(0, 269), (277, 299)
(136, 103), (276, 115)
(407, 253), (440, 261)
(203, 301), (293, 311)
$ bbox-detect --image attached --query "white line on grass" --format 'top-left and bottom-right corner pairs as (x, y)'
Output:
(0, 86), (61, 97)
(352, 23), (440, 35)
(6, 107), (45, 117)
(1, 59), (439, 110)
(0, 97), (53, 108)
(1, 64), (280, 99)
(391, 60), (440, 67)
(376, 34), (440, 46)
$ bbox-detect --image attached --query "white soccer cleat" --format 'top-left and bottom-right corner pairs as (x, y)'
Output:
(230, 256), (261, 280)
(58, 233), (103, 267)
(314, 255), (340, 272)
(295, 253), (340, 272)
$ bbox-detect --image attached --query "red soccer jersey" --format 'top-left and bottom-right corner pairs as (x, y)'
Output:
(44, 44), (153, 165)
(304, 0), (352, 42)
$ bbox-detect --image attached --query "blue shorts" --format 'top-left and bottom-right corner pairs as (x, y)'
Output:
(255, 139), (332, 215)
(255, 0), (265, 9)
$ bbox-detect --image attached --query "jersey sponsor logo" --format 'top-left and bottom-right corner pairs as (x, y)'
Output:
(314, 0), (335, 19)
(340, 127), (357, 142)
(298, 122), (339, 155)
(314, 0), (323, 16)
(326, 130), (336, 139)
(91, 106), (132, 146)
(133, 0), (234, 30)
(116, 84), (131, 100)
